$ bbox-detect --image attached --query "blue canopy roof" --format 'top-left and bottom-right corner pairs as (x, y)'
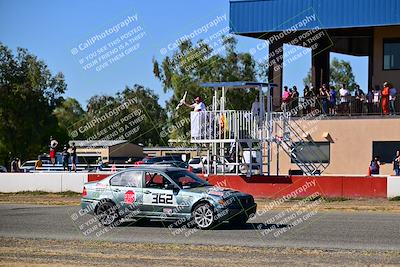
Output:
(230, 0), (400, 34)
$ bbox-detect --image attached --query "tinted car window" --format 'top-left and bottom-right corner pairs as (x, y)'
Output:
(189, 158), (201, 164)
(162, 155), (183, 162)
(145, 172), (172, 189)
(110, 171), (142, 187)
(166, 170), (210, 188)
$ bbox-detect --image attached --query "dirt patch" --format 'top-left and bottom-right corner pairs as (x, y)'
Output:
(0, 237), (399, 266)
(0, 192), (81, 206)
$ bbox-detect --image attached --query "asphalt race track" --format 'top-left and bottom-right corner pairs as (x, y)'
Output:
(0, 204), (399, 251)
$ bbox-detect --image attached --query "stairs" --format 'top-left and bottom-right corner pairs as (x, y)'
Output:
(271, 113), (329, 175)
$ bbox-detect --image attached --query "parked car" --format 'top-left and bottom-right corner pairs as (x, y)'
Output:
(188, 156), (235, 174)
(135, 155), (184, 165)
(153, 161), (189, 169)
(81, 166), (256, 229)
(20, 159), (51, 172)
(0, 165), (7, 172)
(20, 160), (37, 172)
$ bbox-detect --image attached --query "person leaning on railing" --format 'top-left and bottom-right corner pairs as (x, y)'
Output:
(381, 82), (390, 115)
(319, 84), (329, 115)
(389, 84), (397, 115)
(329, 86), (337, 116)
(339, 84), (350, 115)
(354, 84), (365, 115)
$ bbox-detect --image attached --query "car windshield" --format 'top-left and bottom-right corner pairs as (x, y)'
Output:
(166, 170), (211, 189)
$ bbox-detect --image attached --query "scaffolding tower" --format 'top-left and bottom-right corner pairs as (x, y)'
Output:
(190, 81), (329, 177)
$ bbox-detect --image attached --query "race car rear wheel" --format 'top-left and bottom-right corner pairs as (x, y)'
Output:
(193, 203), (214, 230)
(96, 201), (119, 227)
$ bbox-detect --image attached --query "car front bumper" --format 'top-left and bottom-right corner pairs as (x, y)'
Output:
(215, 203), (257, 222)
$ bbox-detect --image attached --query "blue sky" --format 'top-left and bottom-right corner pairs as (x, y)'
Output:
(0, 0), (368, 108)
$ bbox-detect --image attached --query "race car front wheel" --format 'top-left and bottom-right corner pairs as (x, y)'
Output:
(193, 203), (214, 230)
(96, 201), (119, 227)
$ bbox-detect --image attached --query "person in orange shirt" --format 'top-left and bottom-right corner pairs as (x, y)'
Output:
(381, 82), (390, 115)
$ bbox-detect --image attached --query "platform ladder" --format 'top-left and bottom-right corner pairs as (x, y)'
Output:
(272, 113), (329, 175)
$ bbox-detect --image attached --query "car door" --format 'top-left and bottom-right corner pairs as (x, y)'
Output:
(109, 170), (144, 218)
(141, 171), (178, 216)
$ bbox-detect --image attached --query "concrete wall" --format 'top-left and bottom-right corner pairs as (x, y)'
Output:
(0, 173), (87, 193)
(372, 26), (400, 89)
(270, 117), (400, 175)
(1, 173), (399, 199)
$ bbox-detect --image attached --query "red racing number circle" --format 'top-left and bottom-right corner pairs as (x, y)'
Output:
(124, 190), (136, 204)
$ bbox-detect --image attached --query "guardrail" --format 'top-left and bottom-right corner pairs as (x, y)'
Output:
(278, 96), (400, 116)
(191, 110), (259, 142)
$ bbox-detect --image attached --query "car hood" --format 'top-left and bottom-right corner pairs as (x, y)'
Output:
(183, 185), (249, 198)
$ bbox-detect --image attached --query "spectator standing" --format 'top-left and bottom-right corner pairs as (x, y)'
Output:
(10, 157), (20, 172)
(354, 85), (365, 115)
(281, 86), (291, 112)
(393, 150), (400, 176)
(366, 88), (374, 114)
(369, 156), (381, 175)
(381, 82), (390, 115)
(49, 136), (58, 165)
(373, 88), (381, 113)
(329, 86), (337, 115)
(304, 85), (313, 114)
(70, 142), (77, 172)
(62, 146), (70, 171)
(319, 84), (329, 115)
(339, 84), (350, 115)
(389, 85), (397, 115)
(184, 96), (206, 112)
(292, 86), (299, 115)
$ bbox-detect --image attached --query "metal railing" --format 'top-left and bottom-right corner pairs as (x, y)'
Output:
(278, 96), (400, 117)
(190, 110), (259, 142)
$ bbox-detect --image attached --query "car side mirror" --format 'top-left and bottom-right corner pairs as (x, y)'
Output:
(164, 183), (175, 190)
(165, 183), (180, 194)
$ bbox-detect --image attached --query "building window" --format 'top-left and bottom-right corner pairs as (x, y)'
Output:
(372, 141), (400, 164)
(383, 39), (400, 70)
(290, 142), (330, 164)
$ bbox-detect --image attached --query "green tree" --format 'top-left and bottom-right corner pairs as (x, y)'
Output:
(330, 58), (356, 90)
(0, 43), (66, 167)
(303, 57), (356, 90)
(75, 85), (167, 146)
(53, 97), (85, 143)
(153, 36), (259, 139)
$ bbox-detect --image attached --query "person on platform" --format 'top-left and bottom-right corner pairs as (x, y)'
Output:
(281, 86), (291, 112)
(184, 96), (206, 112)
(329, 86), (337, 116)
(389, 85), (397, 115)
(366, 88), (374, 114)
(251, 95), (265, 118)
(354, 84), (365, 114)
(319, 84), (329, 115)
(292, 86), (299, 115)
(373, 87), (381, 114)
(339, 84), (350, 115)
(304, 85), (313, 114)
(381, 82), (390, 115)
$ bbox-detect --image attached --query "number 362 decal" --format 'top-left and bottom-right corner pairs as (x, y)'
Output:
(152, 193), (173, 204)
